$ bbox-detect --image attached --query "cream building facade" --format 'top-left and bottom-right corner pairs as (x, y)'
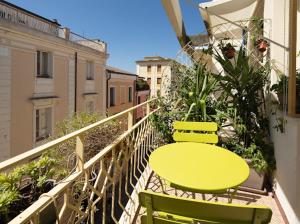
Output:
(0, 1), (108, 161)
(136, 56), (172, 97)
(106, 66), (136, 115)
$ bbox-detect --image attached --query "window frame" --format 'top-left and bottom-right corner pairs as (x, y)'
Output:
(86, 61), (94, 80)
(86, 100), (95, 114)
(36, 50), (52, 78)
(157, 64), (162, 73)
(109, 87), (116, 107)
(34, 106), (52, 143)
(147, 65), (151, 74)
(157, 78), (162, 84)
(128, 86), (133, 102)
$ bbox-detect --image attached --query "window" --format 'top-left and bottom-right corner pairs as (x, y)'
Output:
(86, 101), (94, 114)
(157, 65), (161, 73)
(128, 87), (132, 102)
(86, 61), (94, 80)
(138, 96), (141, 104)
(37, 51), (52, 78)
(157, 78), (162, 84)
(35, 107), (52, 142)
(147, 65), (151, 73)
(109, 87), (115, 106)
(147, 78), (151, 86)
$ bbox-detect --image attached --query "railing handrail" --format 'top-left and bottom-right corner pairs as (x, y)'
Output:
(0, 98), (156, 172)
(8, 107), (158, 224)
(69, 30), (106, 46)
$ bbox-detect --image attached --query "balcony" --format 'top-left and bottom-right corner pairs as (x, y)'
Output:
(0, 99), (285, 224)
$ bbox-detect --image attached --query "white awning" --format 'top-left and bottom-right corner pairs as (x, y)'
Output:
(199, 0), (261, 37)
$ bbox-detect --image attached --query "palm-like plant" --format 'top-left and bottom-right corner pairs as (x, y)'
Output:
(184, 64), (219, 121)
(214, 46), (270, 145)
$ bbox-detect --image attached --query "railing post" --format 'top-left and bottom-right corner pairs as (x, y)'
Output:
(75, 134), (84, 172)
(146, 101), (150, 115)
(128, 111), (133, 130)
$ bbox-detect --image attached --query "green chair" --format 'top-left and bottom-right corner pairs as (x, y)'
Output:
(173, 121), (218, 144)
(139, 191), (272, 224)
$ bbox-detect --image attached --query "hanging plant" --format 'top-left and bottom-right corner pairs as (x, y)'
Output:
(256, 39), (269, 52)
(218, 40), (236, 59)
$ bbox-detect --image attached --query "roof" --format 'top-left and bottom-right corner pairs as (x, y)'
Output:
(1, 0), (61, 26)
(106, 66), (137, 77)
(136, 56), (173, 63)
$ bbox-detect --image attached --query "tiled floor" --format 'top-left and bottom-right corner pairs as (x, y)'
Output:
(137, 173), (285, 224)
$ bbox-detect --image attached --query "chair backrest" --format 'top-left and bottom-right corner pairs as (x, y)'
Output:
(139, 191), (272, 224)
(173, 121), (218, 144)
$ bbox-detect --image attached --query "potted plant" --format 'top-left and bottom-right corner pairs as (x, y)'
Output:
(255, 38), (269, 52)
(218, 41), (236, 59)
(250, 17), (269, 53)
(213, 46), (276, 191)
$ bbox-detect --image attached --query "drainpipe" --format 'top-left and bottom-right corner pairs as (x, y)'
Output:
(74, 52), (78, 113)
(106, 71), (111, 115)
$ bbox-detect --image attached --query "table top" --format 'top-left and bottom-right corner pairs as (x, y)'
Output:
(149, 142), (250, 192)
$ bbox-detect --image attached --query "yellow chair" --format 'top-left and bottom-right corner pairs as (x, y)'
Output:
(139, 191), (272, 224)
(173, 121), (218, 144)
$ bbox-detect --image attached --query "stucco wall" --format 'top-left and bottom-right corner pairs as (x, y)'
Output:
(76, 59), (86, 112)
(107, 78), (135, 115)
(54, 55), (69, 124)
(0, 46), (11, 161)
(95, 63), (105, 115)
(265, 0), (300, 222)
(11, 49), (34, 156)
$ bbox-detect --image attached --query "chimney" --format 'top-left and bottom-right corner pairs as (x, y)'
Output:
(63, 27), (70, 40)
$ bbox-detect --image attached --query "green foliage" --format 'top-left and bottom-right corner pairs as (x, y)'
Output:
(151, 63), (219, 144)
(0, 112), (125, 222)
(214, 46), (275, 173)
(0, 155), (59, 222)
(214, 46), (270, 144)
(136, 79), (150, 91)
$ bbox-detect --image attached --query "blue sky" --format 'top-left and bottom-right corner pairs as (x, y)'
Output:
(7, 0), (208, 73)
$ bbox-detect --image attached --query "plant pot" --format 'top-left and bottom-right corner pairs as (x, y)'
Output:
(223, 47), (236, 59)
(241, 159), (265, 190)
(256, 39), (268, 52)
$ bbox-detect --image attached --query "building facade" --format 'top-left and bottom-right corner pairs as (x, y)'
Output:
(136, 56), (172, 97)
(0, 1), (108, 161)
(106, 66), (136, 115)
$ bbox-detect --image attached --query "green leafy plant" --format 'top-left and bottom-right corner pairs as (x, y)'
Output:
(151, 63), (219, 143)
(0, 155), (59, 222)
(213, 45), (275, 173)
(136, 79), (150, 91)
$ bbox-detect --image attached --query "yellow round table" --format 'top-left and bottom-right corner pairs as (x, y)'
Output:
(149, 142), (250, 193)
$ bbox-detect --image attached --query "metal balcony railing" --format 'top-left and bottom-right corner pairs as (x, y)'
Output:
(0, 99), (158, 224)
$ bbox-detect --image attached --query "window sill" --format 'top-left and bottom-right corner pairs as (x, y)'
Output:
(86, 78), (94, 81)
(37, 75), (52, 79)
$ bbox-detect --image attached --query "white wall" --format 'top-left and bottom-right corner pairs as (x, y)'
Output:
(265, 0), (300, 223)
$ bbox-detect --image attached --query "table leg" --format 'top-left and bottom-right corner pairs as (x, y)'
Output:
(228, 187), (238, 203)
